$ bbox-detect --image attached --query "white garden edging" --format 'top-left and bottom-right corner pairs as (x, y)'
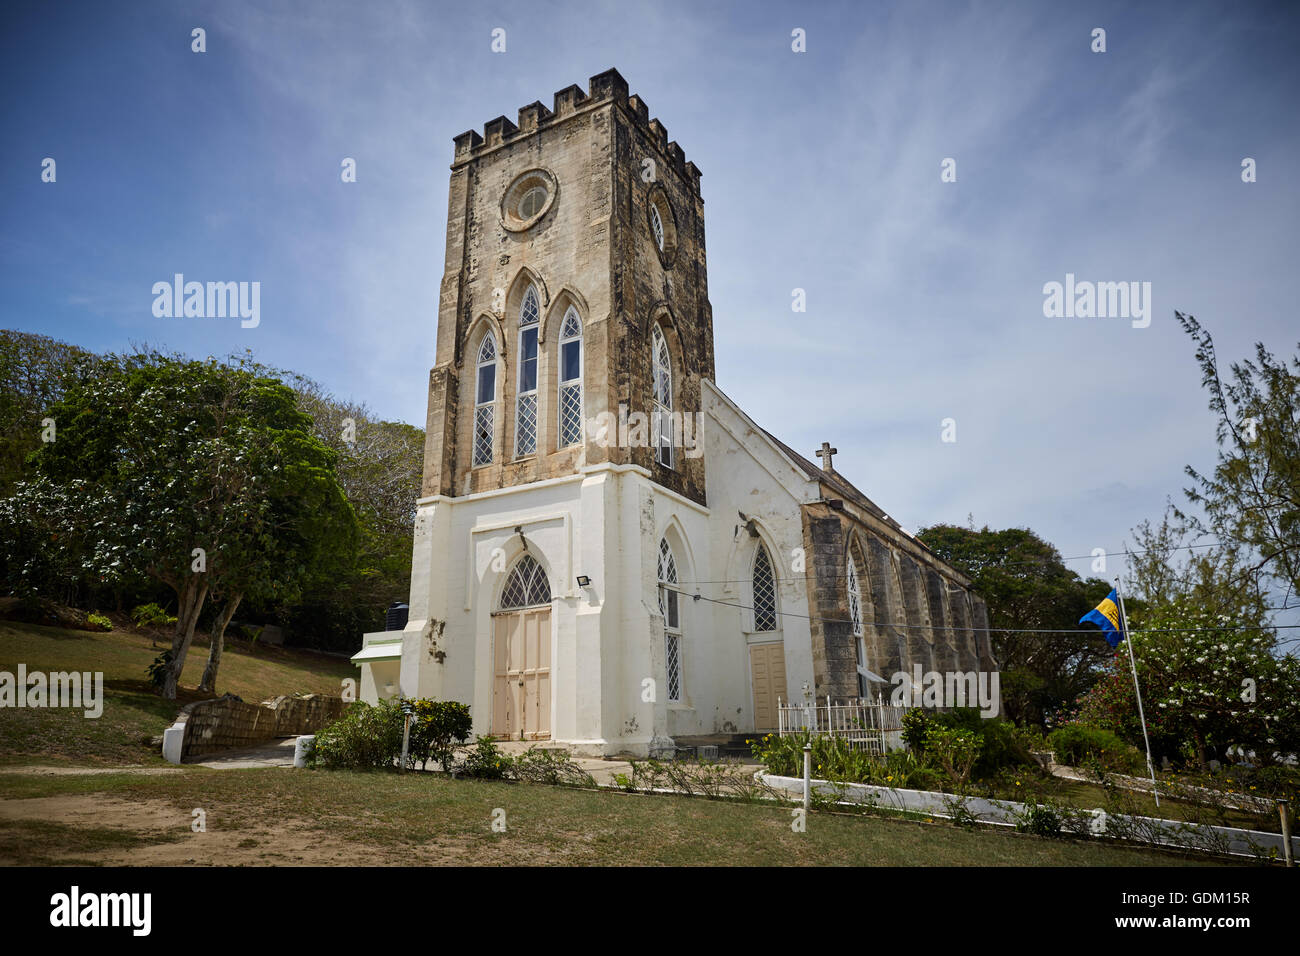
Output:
(760, 773), (1297, 860)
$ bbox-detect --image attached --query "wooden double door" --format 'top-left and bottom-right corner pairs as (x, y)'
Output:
(492, 607), (552, 740)
(750, 642), (788, 732)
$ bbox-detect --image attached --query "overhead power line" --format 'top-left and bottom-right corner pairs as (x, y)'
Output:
(675, 588), (1300, 636)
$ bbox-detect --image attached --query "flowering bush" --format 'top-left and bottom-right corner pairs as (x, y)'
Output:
(1065, 598), (1300, 769)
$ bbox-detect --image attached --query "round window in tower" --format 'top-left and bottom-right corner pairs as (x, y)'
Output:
(501, 169), (558, 232)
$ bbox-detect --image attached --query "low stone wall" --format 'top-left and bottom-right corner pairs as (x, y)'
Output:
(166, 693), (347, 761)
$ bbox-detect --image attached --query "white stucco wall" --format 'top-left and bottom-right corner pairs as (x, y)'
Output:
(368, 385), (828, 756)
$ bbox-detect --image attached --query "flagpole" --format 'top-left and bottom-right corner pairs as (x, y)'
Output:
(1115, 573), (1159, 808)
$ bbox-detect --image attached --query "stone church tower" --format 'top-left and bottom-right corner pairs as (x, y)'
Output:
(422, 67), (711, 507)
(353, 69), (996, 756)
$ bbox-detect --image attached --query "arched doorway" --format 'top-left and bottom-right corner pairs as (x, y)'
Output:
(492, 554), (552, 739)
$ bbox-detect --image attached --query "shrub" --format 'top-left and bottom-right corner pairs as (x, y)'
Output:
(406, 699), (472, 771)
(511, 746), (594, 786)
(86, 611), (112, 631)
(131, 603), (177, 628)
(905, 708), (1035, 778)
(460, 735), (512, 779)
(1048, 723), (1143, 774)
(314, 700), (404, 770)
(901, 708), (933, 751)
(1012, 723), (1048, 753)
(146, 650), (172, 688)
(923, 725), (982, 791)
(748, 732), (942, 790)
(1015, 799), (1065, 839)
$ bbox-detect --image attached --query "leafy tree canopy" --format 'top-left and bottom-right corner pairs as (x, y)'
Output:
(917, 523), (1114, 727)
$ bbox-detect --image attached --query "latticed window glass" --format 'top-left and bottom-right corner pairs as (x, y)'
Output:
(752, 544), (777, 632)
(651, 326), (673, 469)
(650, 203), (664, 250)
(658, 538), (681, 701)
(846, 553), (863, 638)
(499, 553), (551, 610)
(520, 285), (540, 325)
(516, 288), (540, 457)
(849, 545), (872, 700)
(665, 632), (681, 703)
(558, 306), (583, 448)
(473, 333), (497, 466)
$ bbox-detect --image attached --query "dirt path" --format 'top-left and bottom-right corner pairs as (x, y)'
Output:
(0, 792), (500, 865)
(0, 765), (182, 776)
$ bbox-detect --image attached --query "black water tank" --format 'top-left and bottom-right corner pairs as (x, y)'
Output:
(385, 602), (409, 631)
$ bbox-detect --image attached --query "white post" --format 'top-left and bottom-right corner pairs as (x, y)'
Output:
(802, 742), (812, 812)
(1115, 576), (1159, 808)
(400, 712), (411, 774)
(1280, 799), (1293, 867)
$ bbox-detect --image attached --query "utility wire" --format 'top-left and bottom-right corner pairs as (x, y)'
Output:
(673, 587), (1300, 636)
(676, 539), (1247, 586)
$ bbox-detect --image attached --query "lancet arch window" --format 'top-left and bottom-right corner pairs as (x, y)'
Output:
(558, 306), (583, 448)
(515, 286), (541, 457)
(752, 543), (777, 632)
(652, 325), (673, 469)
(658, 538), (682, 702)
(473, 332), (497, 466)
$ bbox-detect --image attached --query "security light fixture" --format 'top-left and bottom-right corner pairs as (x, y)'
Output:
(576, 574), (591, 588)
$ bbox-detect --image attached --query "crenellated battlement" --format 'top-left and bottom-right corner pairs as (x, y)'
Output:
(451, 68), (701, 194)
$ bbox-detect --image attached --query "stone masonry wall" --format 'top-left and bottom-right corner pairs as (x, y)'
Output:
(423, 69), (712, 508)
(803, 503), (991, 701)
(179, 693), (346, 760)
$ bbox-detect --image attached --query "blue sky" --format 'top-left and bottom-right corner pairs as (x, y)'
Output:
(2, 0), (1297, 604)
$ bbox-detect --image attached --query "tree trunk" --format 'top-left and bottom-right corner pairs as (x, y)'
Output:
(162, 576), (209, 700)
(199, 592), (242, 694)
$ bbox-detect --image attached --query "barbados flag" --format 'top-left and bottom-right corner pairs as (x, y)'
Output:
(1080, 589), (1125, 647)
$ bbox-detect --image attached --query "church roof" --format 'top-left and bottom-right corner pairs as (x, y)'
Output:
(758, 428), (901, 531)
(705, 379), (961, 581)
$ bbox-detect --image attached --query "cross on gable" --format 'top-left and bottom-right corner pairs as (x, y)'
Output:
(816, 442), (837, 471)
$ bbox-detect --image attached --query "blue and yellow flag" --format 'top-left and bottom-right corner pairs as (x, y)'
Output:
(1080, 589), (1125, 647)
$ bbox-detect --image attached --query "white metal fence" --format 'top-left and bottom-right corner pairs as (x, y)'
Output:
(776, 696), (907, 754)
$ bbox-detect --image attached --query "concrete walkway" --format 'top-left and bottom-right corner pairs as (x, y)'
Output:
(189, 736), (301, 769)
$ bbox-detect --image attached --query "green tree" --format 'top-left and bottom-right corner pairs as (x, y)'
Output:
(12, 351), (357, 698)
(1173, 313), (1299, 601)
(196, 373), (360, 692)
(272, 371), (423, 650)
(0, 329), (99, 497)
(1128, 506), (1269, 625)
(916, 524), (1113, 727)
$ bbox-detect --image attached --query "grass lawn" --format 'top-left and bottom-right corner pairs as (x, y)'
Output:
(0, 619), (356, 766)
(0, 766), (1240, 866)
